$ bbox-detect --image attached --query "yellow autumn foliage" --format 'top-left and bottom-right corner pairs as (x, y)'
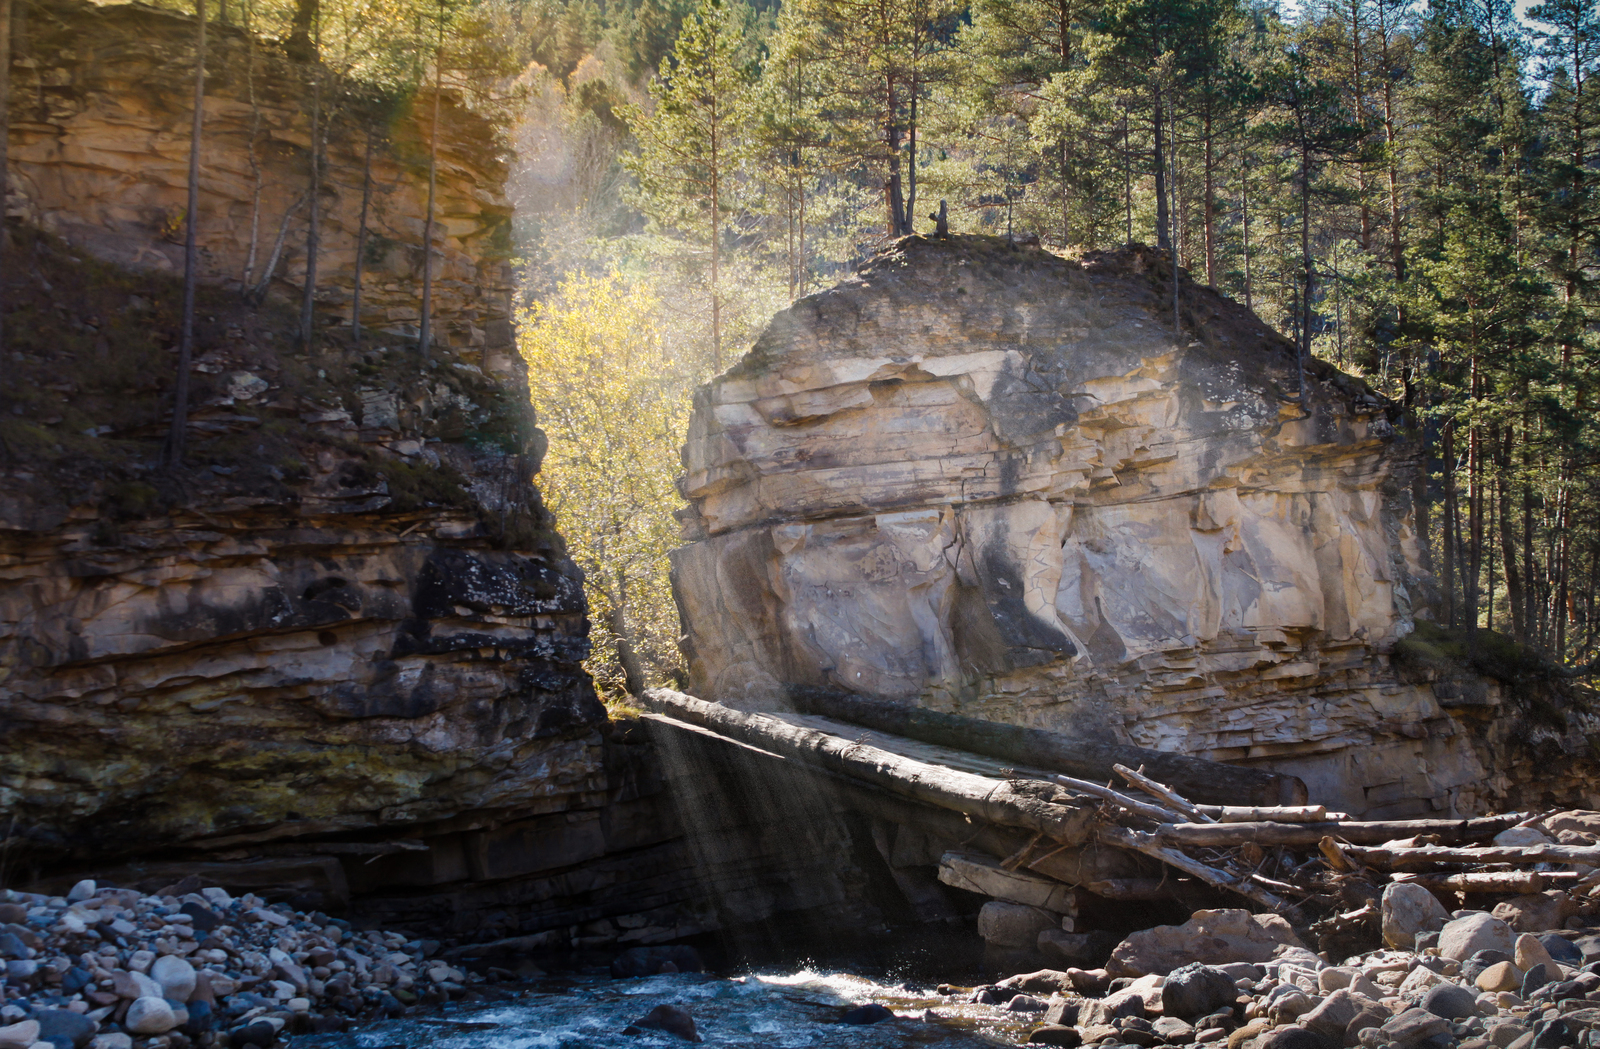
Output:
(519, 273), (706, 702)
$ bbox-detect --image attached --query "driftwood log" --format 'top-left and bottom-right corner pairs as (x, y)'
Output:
(1344, 842), (1600, 867)
(1392, 871), (1580, 894)
(1155, 814), (1526, 848)
(787, 686), (1307, 806)
(641, 689), (1096, 844)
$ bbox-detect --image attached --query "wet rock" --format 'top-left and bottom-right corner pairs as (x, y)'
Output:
(1421, 982), (1479, 1020)
(1162, 964), (1241, 1020)
(1006, 994), (1048, 1013)
(1042, 1000), (1081, 1026)
(229, 1020), (279, 1047)
(840, 1003), (896, 1025)
(610, 946), (705, 979)
(625, 1004), (702, 1041)
(1441, 912), (1517, 962)
(1025, 1023), (1081, 1046)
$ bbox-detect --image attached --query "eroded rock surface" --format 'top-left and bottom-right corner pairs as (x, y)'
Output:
(674, 236), (1522, 817)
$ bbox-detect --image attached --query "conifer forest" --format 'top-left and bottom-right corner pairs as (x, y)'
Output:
(112, 0), (1600, 693)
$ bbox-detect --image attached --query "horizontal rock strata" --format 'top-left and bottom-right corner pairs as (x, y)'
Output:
(672, 236), (1588, 818)
(10, 0), (516, 369)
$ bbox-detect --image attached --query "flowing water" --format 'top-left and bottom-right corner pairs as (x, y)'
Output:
(295, 969), (1042, 1048)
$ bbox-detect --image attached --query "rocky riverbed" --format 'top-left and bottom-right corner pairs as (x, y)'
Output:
(950, 903), (1600, 1049)
(0, 878), (500, 1049)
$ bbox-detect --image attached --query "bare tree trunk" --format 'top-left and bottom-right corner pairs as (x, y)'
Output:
(352, 124), (374, 346)
(1441, 420), (1460, 626)
(1203, 104), (1215, 286)
(419, 10), (442, 360)
(165, 0), (206, 467)
(1497, 424), (1524, 640)
(241, 1), (263, 289)
(0, 0), (11, 352)
(299, 53), (321, 349)
(608, 603), (645, 697)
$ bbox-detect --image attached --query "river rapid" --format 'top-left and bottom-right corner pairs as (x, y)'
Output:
(294, 968), (1038, 1049)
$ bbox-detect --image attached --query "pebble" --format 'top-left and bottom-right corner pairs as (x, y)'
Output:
(0, 880), (473, 1049)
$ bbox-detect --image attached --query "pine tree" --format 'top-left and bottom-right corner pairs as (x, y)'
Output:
(624, 0), (754, 368)
(165, 0), (208, 467)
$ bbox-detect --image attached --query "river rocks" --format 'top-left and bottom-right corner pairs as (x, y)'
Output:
(1421, 981), (1479, 1019)
(34, 1010), (97, 1049)
(123, 999), (175, 1036)
(1494, 891), (1579, 933)
(625, 1004), (701, 1041)
(1383, 883), (1453, 949)
(1442, 913), (1517, 961)
(1108, 909), (1307, 976)
(1513, 933), (1557, 974)
(1162, 964), (1240, 1020)
(979, 902), (1063, 950)
(1478, 961), (1525, 992)
(147, 957), (195, 1003)
(0, 1021), (38, 1049)
(1026, 1023), (1081, 1046)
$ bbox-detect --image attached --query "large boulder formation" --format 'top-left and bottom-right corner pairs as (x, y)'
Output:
(673, 236), (1498, 818)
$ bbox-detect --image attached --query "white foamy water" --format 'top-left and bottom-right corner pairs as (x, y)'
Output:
(297, 969), (1040, 1048)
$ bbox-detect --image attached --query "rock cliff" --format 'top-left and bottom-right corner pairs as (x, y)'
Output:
(0, 0), (894, 952)
(10, 0), (514, 367)
(673, 236), (1592, 819)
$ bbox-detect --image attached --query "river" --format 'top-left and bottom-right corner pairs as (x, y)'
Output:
(293, 968), (1042, 1048)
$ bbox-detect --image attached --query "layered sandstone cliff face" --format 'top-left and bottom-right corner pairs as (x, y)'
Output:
(674, 236), (1574, 819)
(0, 2), (887, 947)
(9, 0), (514, 369)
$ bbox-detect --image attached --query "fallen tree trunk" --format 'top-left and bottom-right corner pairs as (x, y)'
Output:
(1155, 814), (1526, 848)
(1199, 805), (1332, 823)
(1095, 824), (1297, 916)
(1392, 871), (1580, 894)
(1344, 842), (1600, 867)
(787, 686), (1307, 807)
(642, 689), (1095, 844)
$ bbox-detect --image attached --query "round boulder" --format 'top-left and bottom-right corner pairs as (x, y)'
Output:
(1439, 912), (1516, 962)
(1160, 963), (1239, 1020)
(1421, 982), (1478, 1020)
(840, 1003), (894, 1025)
(150, 955), (196, 1002)
(125, 997), (178, 1036)
(1382, 883), (1451, 949)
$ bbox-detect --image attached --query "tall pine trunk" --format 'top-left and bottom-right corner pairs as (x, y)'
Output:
(419, 10), (443, 359)
(299, 56), (321, 349)
(165, 0), (206, 467)
(0, 0), (11, 351)
(352, 124), (374, 346)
